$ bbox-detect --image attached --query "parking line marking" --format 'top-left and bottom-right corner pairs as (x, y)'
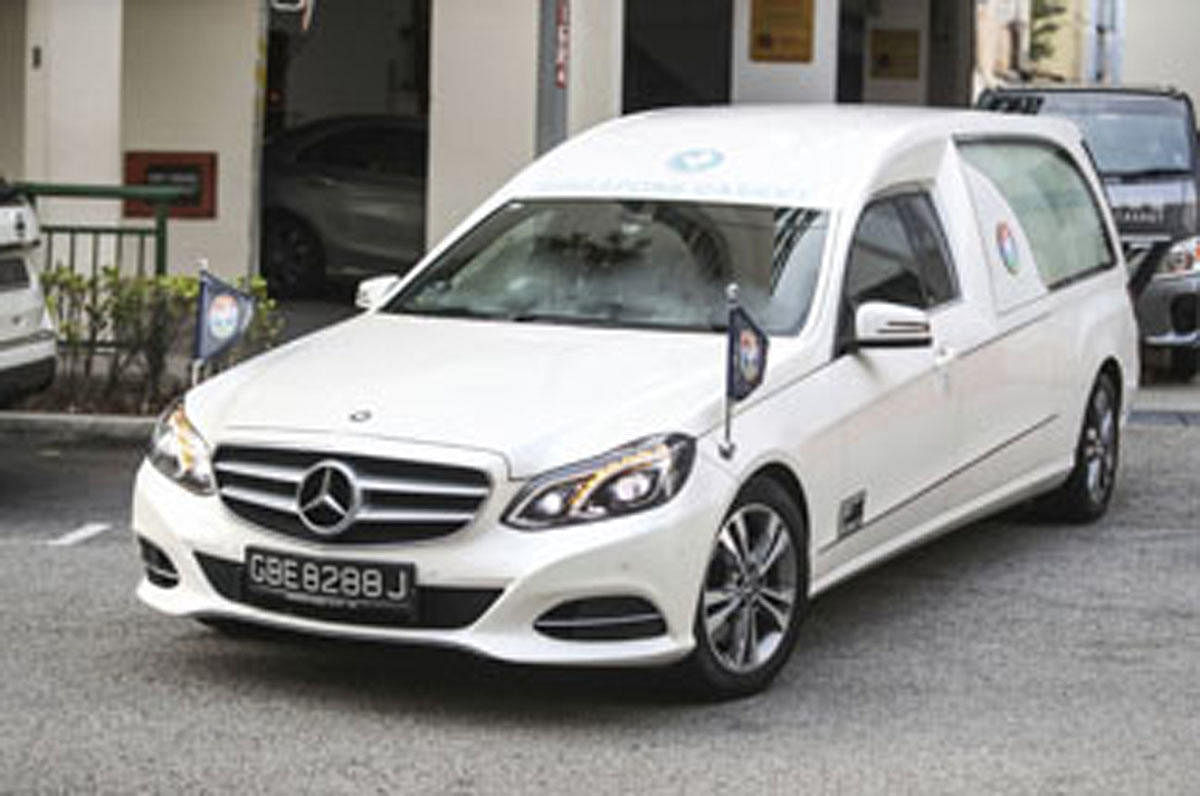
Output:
(47, 522), (113, 547)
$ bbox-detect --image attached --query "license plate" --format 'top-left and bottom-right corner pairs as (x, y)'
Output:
(243, 547), (415, 616)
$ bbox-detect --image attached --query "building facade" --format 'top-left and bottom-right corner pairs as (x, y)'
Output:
(0, 0), (1157, 291)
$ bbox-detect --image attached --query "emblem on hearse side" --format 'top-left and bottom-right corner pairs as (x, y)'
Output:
(996, 222), (1020, 275)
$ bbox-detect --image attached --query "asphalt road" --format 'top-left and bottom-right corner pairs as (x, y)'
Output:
(1, 425), (1197, 794)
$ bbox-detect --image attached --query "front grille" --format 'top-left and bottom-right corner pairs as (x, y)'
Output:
(0, 257), (29, 290)
(213, 445), (490, 544)
(195, 552), (501, 629)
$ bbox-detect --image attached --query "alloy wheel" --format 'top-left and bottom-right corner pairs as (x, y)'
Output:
(1084, 384), (1117, 507)
(701, 503), (799, 674)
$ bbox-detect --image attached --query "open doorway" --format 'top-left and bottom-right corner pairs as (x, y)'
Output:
(837, 0), (972, 106)
(261, 0), (430, 302)
(623, 0), (732, 112)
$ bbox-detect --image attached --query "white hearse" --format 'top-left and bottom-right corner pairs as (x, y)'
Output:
(134, 107), (1138, 696)
(0, 188), (55, 405)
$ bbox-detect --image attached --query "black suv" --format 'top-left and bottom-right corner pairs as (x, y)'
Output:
(979, 86), (1200, 380)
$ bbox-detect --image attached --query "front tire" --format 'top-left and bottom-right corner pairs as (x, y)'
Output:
(683, 477), (808, 699)
(1040, 372), (1120, 523)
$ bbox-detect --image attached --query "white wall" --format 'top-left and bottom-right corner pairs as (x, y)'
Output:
(567, 0), (622, 137)
(862, 0), (929, 105)
(731, 0), (840, 103)
(24, 0), (123, 230)
(122, 0), (260, 282)
(1123, 0), (1197, 103)
(427, 0), (538, 248)
(0, 0), (25, 181)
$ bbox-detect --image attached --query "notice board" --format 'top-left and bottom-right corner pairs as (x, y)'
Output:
(750, 0), (815, 63)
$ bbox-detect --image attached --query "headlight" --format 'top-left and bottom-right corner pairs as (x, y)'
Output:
(1158, 236), (1200, 278)
(148, 399), (216, 495)
(504, 434), (695, 530)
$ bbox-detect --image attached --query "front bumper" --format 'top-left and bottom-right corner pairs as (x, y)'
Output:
(0, 330), (55, 399)
(1136, 272), (1200, 349)
(132, 445), (733, 667)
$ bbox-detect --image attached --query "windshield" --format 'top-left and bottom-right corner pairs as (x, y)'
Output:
(385, 200), (830, 334)
(1038, 93), (1195, 177)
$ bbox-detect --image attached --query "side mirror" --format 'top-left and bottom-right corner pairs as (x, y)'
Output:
(854, 301), (933, 349)
(355, 274), (400, 311)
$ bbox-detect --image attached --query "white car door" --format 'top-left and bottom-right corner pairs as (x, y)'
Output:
(816, 193), (967, 573)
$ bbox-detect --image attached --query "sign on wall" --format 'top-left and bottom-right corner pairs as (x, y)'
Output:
(750, 0), (815, 63)
(869, 29), (921, 80)
(123, 152), (218, 219)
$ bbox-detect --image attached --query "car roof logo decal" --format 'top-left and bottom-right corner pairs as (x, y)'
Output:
(667, 148), (725, 173)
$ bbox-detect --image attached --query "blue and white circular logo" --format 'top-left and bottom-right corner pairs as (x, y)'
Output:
(207, 294), (240, 341)
(667, 148), (725, 173)
(737, 328), (763, 384)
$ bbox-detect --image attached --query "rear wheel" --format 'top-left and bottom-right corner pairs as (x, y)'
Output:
(683, 477), (808, 699)
(261, 210), (325, 298)
(1040, 372), (1120, 522)
(1169, 348), (1198, 382)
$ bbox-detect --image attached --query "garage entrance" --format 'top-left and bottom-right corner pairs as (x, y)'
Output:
(261, 0), (430, 301)
(837, 0), (973, 106)
(623, 0), (732, 112)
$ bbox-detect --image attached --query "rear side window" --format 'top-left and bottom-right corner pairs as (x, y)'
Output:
(843, 194), (959, 311)
(958, 141), (1114, 288)
(299, 125), (428, 178)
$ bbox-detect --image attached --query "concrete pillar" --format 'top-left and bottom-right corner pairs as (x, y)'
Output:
(567, 0), (622, 137)
(24, 0), (123, 228)
(427, 0), (539, 249)
(0, 0), (26, 181)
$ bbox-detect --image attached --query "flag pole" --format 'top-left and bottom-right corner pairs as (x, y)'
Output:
(719, 282), (738, 460)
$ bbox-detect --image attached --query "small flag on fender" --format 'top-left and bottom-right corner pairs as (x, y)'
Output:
(193, 270), (255, 364)
(726, 304), (769, 402)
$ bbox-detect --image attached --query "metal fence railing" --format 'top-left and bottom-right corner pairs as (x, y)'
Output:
(13, 182), (197, 278)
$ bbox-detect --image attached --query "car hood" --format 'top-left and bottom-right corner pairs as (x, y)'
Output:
(188, 313), (728, 477)
(1103, 176), (1198, 240)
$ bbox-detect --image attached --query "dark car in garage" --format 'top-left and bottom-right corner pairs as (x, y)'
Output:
(260, 115), (427, 297)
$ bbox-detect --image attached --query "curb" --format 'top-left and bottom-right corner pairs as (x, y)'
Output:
(0, 411), (153, 444)
(1128, 409), (1200, 427)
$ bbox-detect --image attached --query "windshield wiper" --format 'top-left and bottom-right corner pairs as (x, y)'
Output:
(394, 304), (500, 320)
(1104, 167), (1193, 181)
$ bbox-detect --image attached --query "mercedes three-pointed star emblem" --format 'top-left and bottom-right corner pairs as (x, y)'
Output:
(296, 460), (362, 537)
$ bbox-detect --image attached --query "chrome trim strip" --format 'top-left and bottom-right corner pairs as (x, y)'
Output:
(220, 485), (296, 514)
(820, 413), (1059, 554)
(534, 613), (664, 629)
(357, 475), (489, 498)
(214, 460), (305, 484)
(357, 507), (477, 524)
